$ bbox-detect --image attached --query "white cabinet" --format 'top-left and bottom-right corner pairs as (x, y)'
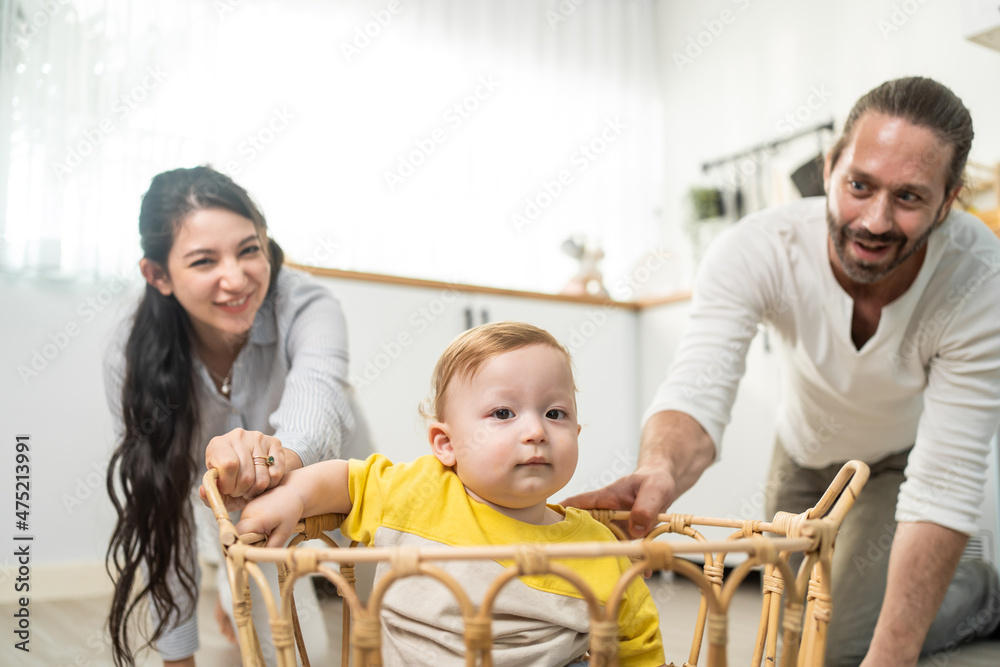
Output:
(317, 272), (780, 529)
(638, 300), (781, 555)
(668, 328), (780, 524)
(313, 276), (638, 499)
(314, 276), (461, 458)
(636, 299), (693, 409)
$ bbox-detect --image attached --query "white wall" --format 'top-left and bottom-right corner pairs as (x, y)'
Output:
(655, 0), (1000, 241)
(0, 271), (144, 576)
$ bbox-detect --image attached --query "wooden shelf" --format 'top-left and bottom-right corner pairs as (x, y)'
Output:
(289, 263), (692, 311)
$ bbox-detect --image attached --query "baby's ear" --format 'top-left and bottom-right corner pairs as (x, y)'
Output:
(428, 422), (456, 466)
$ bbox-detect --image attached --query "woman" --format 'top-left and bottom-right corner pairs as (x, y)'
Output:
(104, 166), (365, 666)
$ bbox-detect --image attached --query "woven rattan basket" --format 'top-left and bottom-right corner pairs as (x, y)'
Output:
(203, 459), (869, 667)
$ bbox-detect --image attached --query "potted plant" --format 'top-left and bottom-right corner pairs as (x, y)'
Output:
(686, 186), (729, 261)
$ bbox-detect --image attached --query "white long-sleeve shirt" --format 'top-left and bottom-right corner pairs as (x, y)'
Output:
(104, 267), (365, 660)
(645, 197), (1000, 535)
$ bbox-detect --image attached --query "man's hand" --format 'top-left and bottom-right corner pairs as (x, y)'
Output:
(562, 410), (715, 538)
(563, 465), (677, 538)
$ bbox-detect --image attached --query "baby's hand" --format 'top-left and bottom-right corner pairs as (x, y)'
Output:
(236, 484), (305, 548)
(236, 460), (351, 547)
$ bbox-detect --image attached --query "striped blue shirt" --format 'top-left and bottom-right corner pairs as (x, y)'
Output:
(105, 267), (365, 660)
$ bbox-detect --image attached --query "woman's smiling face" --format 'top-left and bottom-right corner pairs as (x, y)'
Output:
(149, 207), (272, 347)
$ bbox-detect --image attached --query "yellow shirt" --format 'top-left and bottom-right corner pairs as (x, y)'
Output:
(342, 454), (665, 667)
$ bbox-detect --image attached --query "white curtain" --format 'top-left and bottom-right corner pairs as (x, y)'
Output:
(1, 0), (218, 277)
(2, 0), (665, 295)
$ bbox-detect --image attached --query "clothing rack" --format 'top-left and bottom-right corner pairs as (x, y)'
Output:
(701, 120), (835, 173)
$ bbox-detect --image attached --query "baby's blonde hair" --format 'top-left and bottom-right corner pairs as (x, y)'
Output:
(421, 321), (575, 422)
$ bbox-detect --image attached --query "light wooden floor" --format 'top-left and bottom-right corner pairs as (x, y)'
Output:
(3, 570), (998, 665)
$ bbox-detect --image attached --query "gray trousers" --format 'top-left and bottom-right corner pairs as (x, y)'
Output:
(765, 442), (1000, 667)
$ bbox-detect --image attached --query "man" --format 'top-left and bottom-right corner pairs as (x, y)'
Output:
(566, 77), (1000, 666)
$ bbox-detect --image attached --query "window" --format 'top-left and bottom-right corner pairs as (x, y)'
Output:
(1, 0), (666, 296)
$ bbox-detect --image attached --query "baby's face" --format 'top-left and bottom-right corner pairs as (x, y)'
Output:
(434, 344), (580, 515)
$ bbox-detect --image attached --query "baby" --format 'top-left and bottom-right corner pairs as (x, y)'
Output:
(238, 321), (665, 666)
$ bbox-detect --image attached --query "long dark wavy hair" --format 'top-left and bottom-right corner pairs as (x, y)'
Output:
(105, 166), (284, 666)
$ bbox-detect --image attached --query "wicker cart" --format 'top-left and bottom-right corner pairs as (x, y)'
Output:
(203, 459), (869, 667)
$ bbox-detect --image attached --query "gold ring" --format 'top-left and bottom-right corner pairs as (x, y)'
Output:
(253, 455), (275, 467)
